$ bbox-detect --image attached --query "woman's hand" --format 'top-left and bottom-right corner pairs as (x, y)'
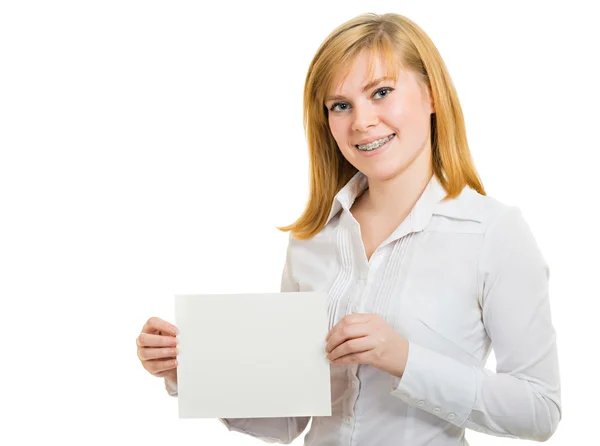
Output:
(325, 313), (409, 378)
(136, 317), (179, 386)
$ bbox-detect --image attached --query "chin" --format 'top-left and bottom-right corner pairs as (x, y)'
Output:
(360, 161), (408, 182)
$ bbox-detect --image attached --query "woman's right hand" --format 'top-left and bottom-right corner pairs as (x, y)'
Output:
(137, 317), (179, 386)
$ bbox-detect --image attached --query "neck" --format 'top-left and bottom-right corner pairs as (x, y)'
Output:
(361, 148), (433, 218)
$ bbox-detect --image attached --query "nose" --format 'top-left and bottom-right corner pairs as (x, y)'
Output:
(351, 102), (379, 132)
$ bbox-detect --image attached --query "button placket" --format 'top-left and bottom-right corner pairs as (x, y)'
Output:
(349, 266), (369, 315)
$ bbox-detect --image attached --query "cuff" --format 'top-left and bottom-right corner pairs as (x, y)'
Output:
(218, 418), (287, 444)
(390, 342), (476, 426)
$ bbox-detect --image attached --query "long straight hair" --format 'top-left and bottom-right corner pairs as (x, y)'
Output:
(278, 13), (485, 239)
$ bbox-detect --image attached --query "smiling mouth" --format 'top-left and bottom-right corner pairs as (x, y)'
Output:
(356, 134), (395, 151)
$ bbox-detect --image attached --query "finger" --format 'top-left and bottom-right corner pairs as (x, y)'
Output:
(143, 358), (179, 375)
(137, 346), (179, 361)
(154, 370), (174, 378)
(142, 317), (179, 336)
(136, 332), (179, 348)
(330, 350), (370, 366)
(326, 313), (373, 342)
(326, 323), (370, 353)
(328, 336), (374, 362)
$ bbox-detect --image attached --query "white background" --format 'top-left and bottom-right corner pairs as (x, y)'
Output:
(1, 1), (598, 444)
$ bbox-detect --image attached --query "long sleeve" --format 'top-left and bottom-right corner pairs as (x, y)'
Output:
(390, 206), (561, 441)
(219, 235), (310, 443)
(164, 234), (311, 443)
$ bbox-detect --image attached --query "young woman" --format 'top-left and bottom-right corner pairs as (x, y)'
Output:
(136, 13), (561, 445)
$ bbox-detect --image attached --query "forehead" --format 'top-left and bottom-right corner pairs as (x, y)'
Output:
(329, 49), (403, 94)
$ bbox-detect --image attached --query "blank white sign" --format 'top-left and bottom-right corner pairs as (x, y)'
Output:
(175, 292), (332, 419)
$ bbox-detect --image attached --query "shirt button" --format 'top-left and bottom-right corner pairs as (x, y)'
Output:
(351, 381), (358, 389)
(344, 416), (353, 425)
(399, 393), (408, 401)
(417, 400), (425, 407)
(433, 407), (441, 414)
(448, 413), (456, 420)
(350, 305), (359, 313)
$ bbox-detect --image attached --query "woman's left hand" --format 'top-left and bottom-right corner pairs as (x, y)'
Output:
(325, 313), (409, 378)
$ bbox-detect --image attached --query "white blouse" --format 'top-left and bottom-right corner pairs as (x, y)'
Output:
(170, 171), (562, 445)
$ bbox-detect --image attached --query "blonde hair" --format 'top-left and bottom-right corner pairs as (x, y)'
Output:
(278, 13), (485, 239)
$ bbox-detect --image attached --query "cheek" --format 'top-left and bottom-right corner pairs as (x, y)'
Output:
(385, 99), (429, 136)
(328, 117), (349, 145)
(381, 100), (407, 128)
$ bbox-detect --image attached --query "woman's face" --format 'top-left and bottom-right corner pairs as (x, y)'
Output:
(325, 50), (434, 182)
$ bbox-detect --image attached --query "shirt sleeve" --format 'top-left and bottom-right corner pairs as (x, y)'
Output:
(390, 206), (561, 441)
(165, 234), (311, 444)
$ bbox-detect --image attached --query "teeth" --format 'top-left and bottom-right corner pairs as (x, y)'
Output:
(357, 134), (393, 151)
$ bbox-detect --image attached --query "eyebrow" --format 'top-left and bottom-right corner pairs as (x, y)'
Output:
(325, 76), (395, 102)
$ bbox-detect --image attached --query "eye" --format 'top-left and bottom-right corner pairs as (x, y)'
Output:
(373, 87), (394, 99)
(330, 102), (350, 113)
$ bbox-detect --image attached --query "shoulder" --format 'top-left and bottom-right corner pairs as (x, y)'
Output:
(449, 187), (526, 231)
(458, 189), (545, 269)
(467, 190), (530, 240)
(433, 186), (540, 259)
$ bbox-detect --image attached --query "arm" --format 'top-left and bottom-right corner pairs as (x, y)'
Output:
(167, 234), (312, 444)
(391, 206), (561, 441)
(219, 235), (311, 443)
